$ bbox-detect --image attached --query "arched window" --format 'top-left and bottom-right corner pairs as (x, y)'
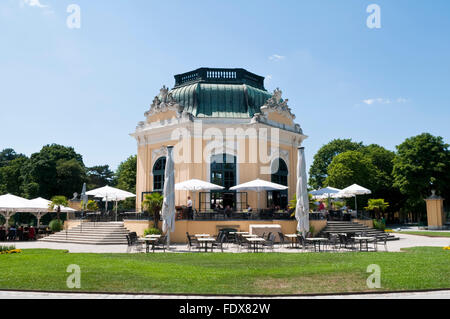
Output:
(153, 157), (166, 192)
(268, 158), (288, 209)
(271, 158), (288, 186)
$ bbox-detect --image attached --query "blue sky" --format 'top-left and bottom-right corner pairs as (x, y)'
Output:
(1, 0), (449, 173)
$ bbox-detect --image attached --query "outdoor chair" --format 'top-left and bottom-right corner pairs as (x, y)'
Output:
(186, 233), (201, 252)
(344, 234), (356, 250)
(375, 234), (388, 252)
(278, 232), (289, 248)
(236, 234), (250, 252)
(297, 234), (311, 251)
(149, 235), (167, 253)
(212, 232), (227, 252)
(262, 233), (276, 252)
(126, 233), (144, 253)
(327, 234), (340, 252)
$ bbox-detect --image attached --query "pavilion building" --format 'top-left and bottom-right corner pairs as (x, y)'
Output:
(131, 67), (307, 214)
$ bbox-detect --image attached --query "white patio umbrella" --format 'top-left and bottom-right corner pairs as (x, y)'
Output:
(309, 187), (341, 200)
(29, 197), (76, 213)
(296, 147), (310, 237)
(86, 186), (136, 220)
(230, 179), (288, 211)
(161, 146), (175, 247)
(29, 197), (75, 228)
(339, 184), (372, 212)
(175, 179), (224, 212)
(0, 194), (44, 227)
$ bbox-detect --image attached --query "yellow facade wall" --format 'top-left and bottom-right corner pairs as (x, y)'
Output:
(136, 134), (301, 212)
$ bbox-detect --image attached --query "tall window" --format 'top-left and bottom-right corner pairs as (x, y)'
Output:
(210, 154), (236, 189)
(210, 154), (237, 209)
(268, 158), (288, 209)
(153, 157), (166, 192)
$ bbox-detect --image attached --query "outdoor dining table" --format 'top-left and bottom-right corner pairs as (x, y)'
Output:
(139, 237), (159, 253)
(246, 237), (266, 253)
(305, 238), (329, 252)
(285, 234), (300, 249)
(242, 234), (258, 238)
(197, 237), (216, 252)
(195, 234), (211, 237)
(352, 236), (374, 252)
(230, 232), (249, 235)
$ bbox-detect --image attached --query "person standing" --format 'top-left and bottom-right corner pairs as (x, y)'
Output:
(187, 196), (193, 220)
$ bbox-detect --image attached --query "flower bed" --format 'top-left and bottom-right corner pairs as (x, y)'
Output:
(0, 246), (22, 255)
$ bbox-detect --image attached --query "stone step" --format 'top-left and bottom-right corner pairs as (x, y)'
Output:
(40, 221), (130, 245)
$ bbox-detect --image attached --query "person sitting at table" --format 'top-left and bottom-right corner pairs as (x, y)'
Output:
(224, 205), (232, 218)
(8, 226), (17, 241)
(247, 205), (253, 213)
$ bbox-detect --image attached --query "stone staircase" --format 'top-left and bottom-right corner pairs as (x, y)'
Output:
(39, 222), (129, 245)
(320, 221), (398, 241)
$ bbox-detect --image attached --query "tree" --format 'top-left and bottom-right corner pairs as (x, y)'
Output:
(114, 155), (136, 192)
(0, 148), (26, 168)
(114, 155), (137, 210)
(0, 156), (28, 196)
(309, 139), (364, 189)
(49, 195), (69, 221)
(325, 151), (379, 210)
(325, 151), (378, 190)
(87, 165), (114, 190)
(142, 192), (163, 229)
(22, 144), (87, 199)
(393, 133), (450, 221)
(365, 199), (390, 219)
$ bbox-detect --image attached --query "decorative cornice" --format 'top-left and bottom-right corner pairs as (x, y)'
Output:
(250, 88), (303, 134)
(144, 85), (186, 118)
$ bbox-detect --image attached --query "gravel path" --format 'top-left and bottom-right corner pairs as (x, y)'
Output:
(0, 289), (449, 299)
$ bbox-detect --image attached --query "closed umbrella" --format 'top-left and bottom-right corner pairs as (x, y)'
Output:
(230, 179), (288, 211)
(296, 147), (309, 237)
(175, 179), (224, 212)
(161, 146), (175, 248)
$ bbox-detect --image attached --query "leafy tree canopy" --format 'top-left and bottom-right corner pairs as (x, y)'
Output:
(393, 133), (450, 211)
(87, 165), (114, 190)
(309, 139), (364, 189)
(22, 144), (86, 199)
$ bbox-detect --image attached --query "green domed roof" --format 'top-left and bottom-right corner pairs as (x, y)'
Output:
(170, 68), (272, 118)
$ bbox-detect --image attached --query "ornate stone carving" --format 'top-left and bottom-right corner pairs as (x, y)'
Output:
(260, 88), (296, 120)
(144, 85), (184, 118)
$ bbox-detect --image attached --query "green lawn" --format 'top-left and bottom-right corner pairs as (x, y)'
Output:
(399, 231), (450, 238)
(1, 248), (449, 295)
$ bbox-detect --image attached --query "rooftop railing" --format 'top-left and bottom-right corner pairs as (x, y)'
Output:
(174, 67), (266, 90)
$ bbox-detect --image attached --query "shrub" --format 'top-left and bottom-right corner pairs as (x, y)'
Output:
(373, 219), (386, 231)
(143, 228), (162, 236)
(49, 219), (64, 233)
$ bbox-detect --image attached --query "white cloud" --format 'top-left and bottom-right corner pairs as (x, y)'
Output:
(266, 75), (273, 81)
(20, 0), (49, 9)
(362, 97), (408, 106)
(269, 54), (285, 61)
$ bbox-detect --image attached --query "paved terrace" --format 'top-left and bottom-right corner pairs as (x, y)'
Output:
(1, 233), (449, 253)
